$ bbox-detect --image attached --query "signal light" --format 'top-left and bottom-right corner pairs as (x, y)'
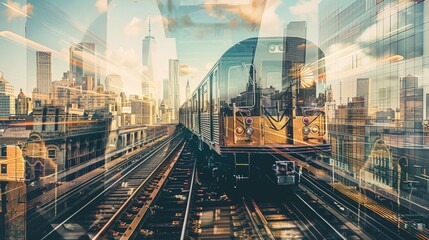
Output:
(311, 125), (320, 134)
(246, 116), (253, 125)
(236, 126), (244, 135)
(302, 117), (310, 125)
(302, 126), (310, 135)
(246, 127), (254, 136)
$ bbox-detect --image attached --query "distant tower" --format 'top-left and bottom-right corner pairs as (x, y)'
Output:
(36, 51), (52, 96)
(70, 42), (96, 86)
(186, 80), (190, 100)
(142, 19), (157, 97)
(169, 59), (180, 121)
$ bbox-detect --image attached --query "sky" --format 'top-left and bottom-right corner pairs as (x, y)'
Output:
(0, 0), (320, 103)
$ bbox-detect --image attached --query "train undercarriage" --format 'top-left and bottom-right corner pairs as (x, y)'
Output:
(191, 136), (328, 187)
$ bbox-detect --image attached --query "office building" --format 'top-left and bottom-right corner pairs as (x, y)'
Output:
(169, 59), (180, 122)
(36, 51), (52, 97)
(319, 0), (429, 194)
(0, 73), (15, 117)
(70, 42), (96, 86)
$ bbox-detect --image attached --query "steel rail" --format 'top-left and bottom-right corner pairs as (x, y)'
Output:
(120, 142), (187, 239)
(30, 134), (176, 216)
(250, 199), (276, 240)
(295, 194), (347, 240)
(40, 133), (183, 240)
(179, 153), (197, 240)
(93, 138), (185, 240)
(241, 197), (265, 240)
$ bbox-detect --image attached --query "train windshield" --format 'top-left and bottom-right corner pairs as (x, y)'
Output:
(260, 60), (323, 117)
(228, 63), (255, 107)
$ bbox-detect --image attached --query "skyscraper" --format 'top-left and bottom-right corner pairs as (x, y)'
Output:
(186, 79), (190, 101)
(169, 59), (180, 121)
(36, 51), (52, 96)
(70, 42), (96, 86)
(319, 0), (429, 195)
(0, 73), (15, 117)
(163, 78), (169, 106)
(356, 78), (369, 107)
(141, 20), (157, 97)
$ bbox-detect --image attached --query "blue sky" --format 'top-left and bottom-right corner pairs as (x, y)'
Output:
(0, 0), (320, 100)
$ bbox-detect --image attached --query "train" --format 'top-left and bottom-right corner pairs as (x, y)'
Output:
(179, 37), (331, 186)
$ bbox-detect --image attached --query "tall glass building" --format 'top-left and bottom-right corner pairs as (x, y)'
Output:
(319, 0), (428, 217)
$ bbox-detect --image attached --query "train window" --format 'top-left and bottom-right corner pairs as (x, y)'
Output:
(212, 69), (218, 113)
(227, 64), (255, 107)
(261, 61), (282, 93)
(1, 164), (6, 174)
(193, 95), (197, 113)
(202, 83), (208, 112)
(1, 145), (6, 157)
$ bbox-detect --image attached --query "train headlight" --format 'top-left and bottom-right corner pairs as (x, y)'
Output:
(311, 125), (319, 134)
(245, 116), (253, 125)
(246, 127), (254, 136)
(236, 126), (244, 135)
(268, 44), (276, 53)
(302, 126), (310, 135)
(302, 117), (310, 125)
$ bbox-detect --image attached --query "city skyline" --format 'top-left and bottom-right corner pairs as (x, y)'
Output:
(0, 0), (318, 103)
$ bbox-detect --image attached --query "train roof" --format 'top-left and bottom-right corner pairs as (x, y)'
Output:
(184, 36), (322, 105)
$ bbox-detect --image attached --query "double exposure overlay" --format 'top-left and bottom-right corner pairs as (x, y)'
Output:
(0, 0), (428, 239)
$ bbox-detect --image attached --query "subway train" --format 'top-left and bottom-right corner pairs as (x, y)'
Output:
(179, 37), (331, 186)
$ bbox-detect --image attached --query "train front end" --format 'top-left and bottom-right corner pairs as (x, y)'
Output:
(220, 37), (330, 186)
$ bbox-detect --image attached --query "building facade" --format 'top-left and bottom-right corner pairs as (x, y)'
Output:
(15, 89), (32, 116)
(169, 59), (180, 122)
(0, 73), (15, 117)
(69, 42), (96, 86)
(35, 51), (52, 99)
(319, 0), (429, 197)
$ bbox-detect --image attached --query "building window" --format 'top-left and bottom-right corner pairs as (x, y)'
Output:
(1, 164), (6, 174)
(48, 149), (56, 159)
(1, 145), (6, 157)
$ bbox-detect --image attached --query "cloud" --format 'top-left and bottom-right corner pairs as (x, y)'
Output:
(106, 47), (141, 71)
(3, 0), (33, 21)
(180, 64), (197, 76)
(259, 0), (284, 36)
(203, 0), (266, 28)
(95, 0), (108, 13)
(289, 0), (319, 22)
(123, 17), (144, 36)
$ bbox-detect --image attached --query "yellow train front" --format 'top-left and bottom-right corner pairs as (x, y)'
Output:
(179, 37), (331, 186)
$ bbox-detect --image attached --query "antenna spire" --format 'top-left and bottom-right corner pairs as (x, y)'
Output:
(148, 18), (151, 37)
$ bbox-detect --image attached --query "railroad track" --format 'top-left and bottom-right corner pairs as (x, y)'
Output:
(243, 192), (349, 240)
(187, 184), (256, 239)
(39, 133), (185, 239)
(303, 172), (426, 239)
(92, 140), (192, 239)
